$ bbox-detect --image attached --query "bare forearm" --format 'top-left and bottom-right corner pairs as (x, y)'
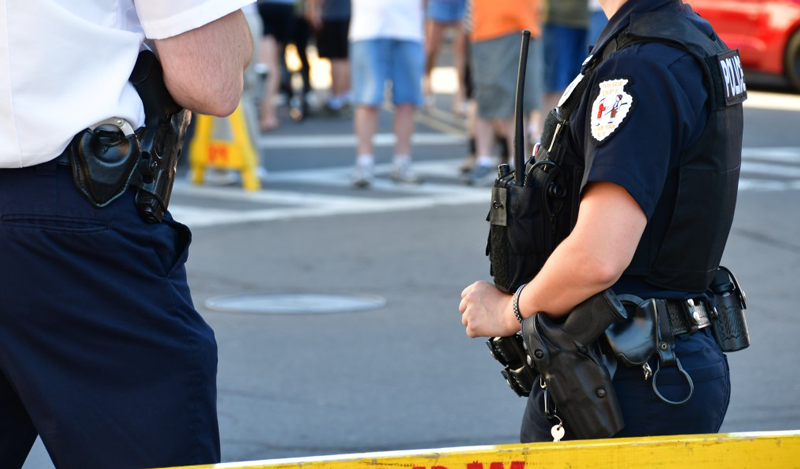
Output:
(518, 237), (621, 318)
(518, 182), (647, 318)
(460, 182), (645, 338)
(155, 10), (253, 116)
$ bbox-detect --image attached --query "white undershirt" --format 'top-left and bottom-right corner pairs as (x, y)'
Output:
(0, 0), (253, 168)
(349, 0), (425, 43)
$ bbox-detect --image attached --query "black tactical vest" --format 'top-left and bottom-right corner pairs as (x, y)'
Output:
(615, 12), (744, 293)
(546, 11), (744, 294)
(486, 10), (743, 295)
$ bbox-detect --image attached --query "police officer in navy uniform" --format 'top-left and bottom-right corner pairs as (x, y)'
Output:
(460, 0), (744, 441)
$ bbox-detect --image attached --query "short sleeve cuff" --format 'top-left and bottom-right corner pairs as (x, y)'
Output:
(139, 0), (255, 40)
(585, 163), (658, 219)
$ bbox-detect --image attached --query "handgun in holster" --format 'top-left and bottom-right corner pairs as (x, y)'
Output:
(521, 290), (629, 439)
(68, 50), (191, 223)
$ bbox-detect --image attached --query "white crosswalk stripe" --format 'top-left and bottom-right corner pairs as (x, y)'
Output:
(740, 147), (800, 191)
(170, 147), (800, 228)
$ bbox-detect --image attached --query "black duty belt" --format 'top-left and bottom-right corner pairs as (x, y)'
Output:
(658, 298), (712, 336)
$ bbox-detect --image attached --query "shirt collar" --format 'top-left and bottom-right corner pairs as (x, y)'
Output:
(590, 0), (682, 55)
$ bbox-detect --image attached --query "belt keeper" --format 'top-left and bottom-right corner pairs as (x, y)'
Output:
(652, 299), (695, 405)
(655, 300), (677, 367)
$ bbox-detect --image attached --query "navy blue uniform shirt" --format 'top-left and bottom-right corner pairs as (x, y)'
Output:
(566, 0), (715, 299)
(521, 3), (733, 444)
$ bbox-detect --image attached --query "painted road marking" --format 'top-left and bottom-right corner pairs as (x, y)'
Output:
(171, 148), (800, 228)
(171, 161), (490, 228)
(255, 133), (466, 149)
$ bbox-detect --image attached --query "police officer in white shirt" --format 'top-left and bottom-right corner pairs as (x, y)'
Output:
(0, 1), (253, 467)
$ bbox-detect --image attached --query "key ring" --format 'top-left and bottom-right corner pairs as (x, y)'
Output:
(651, 357), (694, 405)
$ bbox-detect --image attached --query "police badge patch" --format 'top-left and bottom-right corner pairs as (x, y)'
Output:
(591, 78), (635, 144)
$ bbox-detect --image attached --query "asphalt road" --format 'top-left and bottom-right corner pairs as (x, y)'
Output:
(22, 78), (800, 467)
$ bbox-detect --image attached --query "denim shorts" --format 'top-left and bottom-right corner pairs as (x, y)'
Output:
(426, 0), (466, 23)
(350, 38), (424, 107)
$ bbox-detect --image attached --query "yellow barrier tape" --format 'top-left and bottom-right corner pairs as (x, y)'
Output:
(161, 430), (800, 469)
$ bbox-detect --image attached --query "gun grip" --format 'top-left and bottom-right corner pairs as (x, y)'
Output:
(559, 289), (628, 345)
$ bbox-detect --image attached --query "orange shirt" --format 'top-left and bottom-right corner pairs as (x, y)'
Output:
(471, 0), (542, 42)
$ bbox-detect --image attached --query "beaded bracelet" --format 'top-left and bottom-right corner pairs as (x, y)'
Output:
(513, 283), (528, 324)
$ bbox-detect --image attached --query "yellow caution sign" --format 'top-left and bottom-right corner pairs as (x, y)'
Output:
(189, 103), (261, 191)
(161, 430), (800, 469)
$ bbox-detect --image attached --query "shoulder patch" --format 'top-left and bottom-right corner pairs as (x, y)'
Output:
(590, 78), (635, 144)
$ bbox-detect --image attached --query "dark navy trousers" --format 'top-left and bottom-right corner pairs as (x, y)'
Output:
(520, 328), (731, 442)
(0, 161), (220, 468)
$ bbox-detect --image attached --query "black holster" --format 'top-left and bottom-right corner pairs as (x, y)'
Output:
(487, 334), (537, 397)
(521, 290), (628, 439)
(67, 50), (191, 223)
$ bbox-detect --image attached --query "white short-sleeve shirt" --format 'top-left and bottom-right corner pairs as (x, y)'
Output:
(349, 0), (425, 43)
(0, 0), (253, 168)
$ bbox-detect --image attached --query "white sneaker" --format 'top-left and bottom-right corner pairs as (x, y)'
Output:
(390, 159), (423, 184)
(352, 159), (374, 188)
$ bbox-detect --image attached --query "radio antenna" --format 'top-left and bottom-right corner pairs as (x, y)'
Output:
(513, 30), (531, 186)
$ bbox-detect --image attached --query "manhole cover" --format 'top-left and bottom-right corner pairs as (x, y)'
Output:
(204, 293), (387, 314)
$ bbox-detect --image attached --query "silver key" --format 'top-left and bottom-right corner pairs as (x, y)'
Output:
(551, 424), (565, 442)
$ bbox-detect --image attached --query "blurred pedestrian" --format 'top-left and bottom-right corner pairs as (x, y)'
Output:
(466, 0), (543, 186)
(424, 0), (468, 115)
(257, 0), (298, 131)
(458, 0), (478, 175)
(350, 0), (426, 188)
(284, 0), (314, 120)
(542, 0), (589, 113)
(307, 0), (352, 114)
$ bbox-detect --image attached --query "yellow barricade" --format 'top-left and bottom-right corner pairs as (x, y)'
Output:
(163, 430), (800, 469)
(188, 103), (261, 191)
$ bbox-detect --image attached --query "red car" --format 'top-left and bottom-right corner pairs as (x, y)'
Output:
(691, 0), (800, 90)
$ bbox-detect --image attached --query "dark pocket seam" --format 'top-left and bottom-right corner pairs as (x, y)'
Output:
(1, 214), (108, 233)
(144, 217), (192, 278)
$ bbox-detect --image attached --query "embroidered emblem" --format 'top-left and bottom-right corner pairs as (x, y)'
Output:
(591, 78), (634, 143)
(558, 73), (584, 108)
